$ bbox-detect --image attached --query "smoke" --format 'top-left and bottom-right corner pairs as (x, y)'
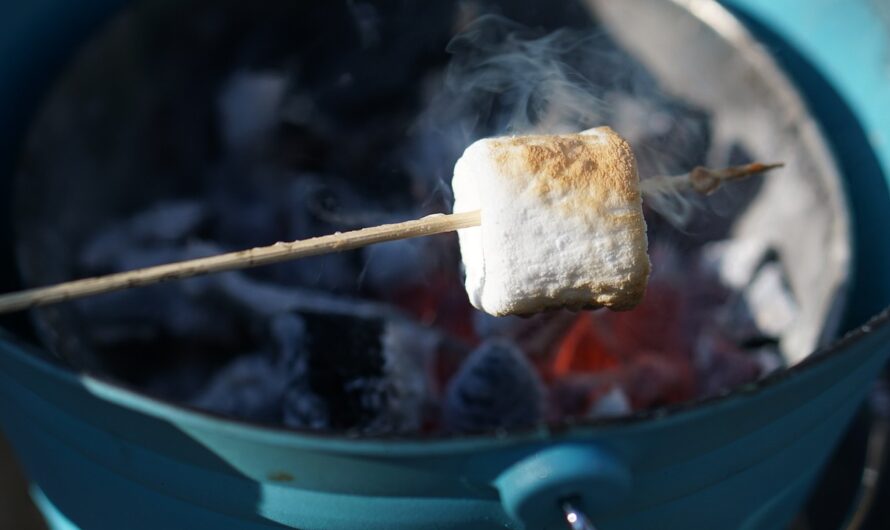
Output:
(407, 15), (611, 207)
(409, 14), (710, 227)
(441, 15), (608, 134)
(416, 15), (610, 150)
(639, 172), (698, 227)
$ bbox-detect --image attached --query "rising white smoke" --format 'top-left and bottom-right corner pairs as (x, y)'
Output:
(409, 14), (707, 227)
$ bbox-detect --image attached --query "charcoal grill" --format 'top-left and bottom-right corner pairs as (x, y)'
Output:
(0, 0), (889, 529)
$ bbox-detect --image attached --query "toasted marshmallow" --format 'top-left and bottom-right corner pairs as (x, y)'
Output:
(452, 127), (649, 316)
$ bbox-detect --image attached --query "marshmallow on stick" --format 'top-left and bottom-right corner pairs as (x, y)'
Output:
(0, 127), (778, 317)
(452, 126), (649, 316)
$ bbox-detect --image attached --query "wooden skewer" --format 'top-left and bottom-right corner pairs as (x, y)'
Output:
(638, 162), (784, 196)
(0, 211), (481, 315)
(0, 162), (782, 315)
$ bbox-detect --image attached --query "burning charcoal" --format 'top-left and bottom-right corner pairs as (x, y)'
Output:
(550, 355), (693, 418)
(546, 260), (695, 378)
(474, 310), (580, 361)
(385, 271), (476, 342)
(443, 339), (544, 433)
(540, 261), (698, 413)
(191, 353), (288, 423)
(549, 313), (621, 378)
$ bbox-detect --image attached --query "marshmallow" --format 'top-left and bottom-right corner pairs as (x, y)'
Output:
(452, 127), (650, 316)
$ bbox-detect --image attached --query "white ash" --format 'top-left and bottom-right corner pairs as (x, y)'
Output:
(702, 239), (799, 345)
(587, 386), (632, 419)
(743, 262), (799, 338)
(378, 321), (439, 430)
(700, 237), (772, 290)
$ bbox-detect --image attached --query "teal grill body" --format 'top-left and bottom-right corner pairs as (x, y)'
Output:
(0, 1), (889, 529)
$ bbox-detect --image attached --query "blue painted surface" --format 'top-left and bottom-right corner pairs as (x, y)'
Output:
(0, 1), (888, 529)
(31, 487), (80, 530)
(725, 0), (890, 180)
(0, 312), (888, 529)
